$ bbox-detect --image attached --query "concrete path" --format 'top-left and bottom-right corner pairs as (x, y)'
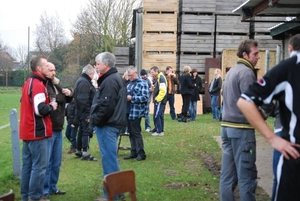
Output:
(214, 135), (273, 197)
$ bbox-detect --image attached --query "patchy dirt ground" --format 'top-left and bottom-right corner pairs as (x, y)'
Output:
(199, 135), (273, 201)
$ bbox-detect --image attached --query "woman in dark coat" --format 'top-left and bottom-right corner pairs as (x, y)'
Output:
(179, 65), (195, 122)
(189, 68), (202, 120)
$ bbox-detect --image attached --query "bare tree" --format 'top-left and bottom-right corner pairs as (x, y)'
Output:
(35, 11), (67, 54)
(0, 49), (15, 86)
(69, 0), (141, 63)
(14, 44), (28, 64)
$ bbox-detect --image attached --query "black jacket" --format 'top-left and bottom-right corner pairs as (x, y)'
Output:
(66, 100), (76, 125)
(46, 79), (72, 130)
(73, 73), (95, 123)
(191, 76), (202, 101)
(91, 67), (125, 127)
(179, 74), (195, 95)
(209, 77), (222, 96)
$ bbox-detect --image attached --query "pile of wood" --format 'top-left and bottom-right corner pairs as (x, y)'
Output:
(177, 0), (282, 74)
(114, 47), (129, 75)
(142, 0), (178, 70)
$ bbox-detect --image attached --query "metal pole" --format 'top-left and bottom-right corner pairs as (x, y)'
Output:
(135, 8), (143, 71)
(265, 50), (270, 74)
(9, 109), (21, 179)
(276, 45), (281, 65)
(27, 26), (30, 77)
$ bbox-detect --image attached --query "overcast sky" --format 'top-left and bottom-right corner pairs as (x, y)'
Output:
(0, 0), (88, 50)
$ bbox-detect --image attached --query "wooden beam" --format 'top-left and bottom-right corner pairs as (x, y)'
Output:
(252, 0), (280, 16)
(242, 0), (280, 20)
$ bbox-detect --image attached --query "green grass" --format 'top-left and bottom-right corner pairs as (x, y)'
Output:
(0, 88), (271, 200)
(0, 87), (21, 127)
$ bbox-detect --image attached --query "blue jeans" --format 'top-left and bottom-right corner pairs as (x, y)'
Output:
(189, 101), (197, 120)
(144, 101), (151, 130)
(95, 125), (123, 200)
(211, 95), (219, 119)
(153, 102), (166, 133)
(21, 138), (48, 201)
(167, 94), (176, 119)
(272, 131), (282, 201)
(144, 114), (151, 130)
(43, 130), (63, 195)
(220, 127), (257, 201)
(65, 124), (78, 149)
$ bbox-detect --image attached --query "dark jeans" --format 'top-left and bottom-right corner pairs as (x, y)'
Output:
(167, 93), (176, 119)
(181, 94), (192, 116)
(77, 119), (93, 152)
(153, 101), (166, 133)
(128, 117), (146, 158)
(65, 124), (78, 149)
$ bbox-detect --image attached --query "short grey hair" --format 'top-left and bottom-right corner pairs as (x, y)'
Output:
(82, 64), (96, 75)
(126, 66), (137, 73)
(95, 52), (116, 68)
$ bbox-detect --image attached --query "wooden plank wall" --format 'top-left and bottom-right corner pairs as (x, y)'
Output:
(142, 0), (178, 71)
(114, 47), (129, 75)
(177, 0), (282, 75)
(142, 0), (283, 76)
(254, 16), (284, 50)
(178, 0), (216, 73)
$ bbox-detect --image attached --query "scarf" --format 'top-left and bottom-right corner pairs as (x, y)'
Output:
(237, 58), (257, 78)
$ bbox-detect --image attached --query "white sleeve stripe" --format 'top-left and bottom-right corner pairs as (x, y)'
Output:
(33, 93), (46, 116)
(241, 94), (254, 102)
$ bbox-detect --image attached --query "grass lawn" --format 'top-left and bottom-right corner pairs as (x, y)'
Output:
(0, 87), (271, 201)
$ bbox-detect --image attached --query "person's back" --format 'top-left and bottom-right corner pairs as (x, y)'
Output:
(237, 34), (300, 201)
(72, 64), (96, 160)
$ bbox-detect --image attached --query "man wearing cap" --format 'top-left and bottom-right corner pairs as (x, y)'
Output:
(140, 69), (152, 132)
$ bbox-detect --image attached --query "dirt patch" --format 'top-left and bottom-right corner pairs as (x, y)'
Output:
(165, 181), (201, 189)
(198, 151), (221, 176)
(213, 135), (273, 197)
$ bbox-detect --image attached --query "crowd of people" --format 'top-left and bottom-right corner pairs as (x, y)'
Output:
(18, 34), (300, 201)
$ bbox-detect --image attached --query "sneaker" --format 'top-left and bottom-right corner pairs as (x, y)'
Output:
(145, 128), (151, 132)
(67, 147), (76, 154)
(81, 154), (97, 161)
(150, 129), (156, 133)
(75, 150), (82, 158)
(51, 189), (66, 195)
(152, 132), (164, 136)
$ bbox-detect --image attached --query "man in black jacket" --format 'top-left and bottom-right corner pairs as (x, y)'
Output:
(43, 62), (72, 197)
(73, 64), (97, 161)
(92, 52), (127, 201)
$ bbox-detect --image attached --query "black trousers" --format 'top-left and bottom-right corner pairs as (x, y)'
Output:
(77, 119), (93, 152)
(128, 117), (146, 158)
(181, 94), (192, 116)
